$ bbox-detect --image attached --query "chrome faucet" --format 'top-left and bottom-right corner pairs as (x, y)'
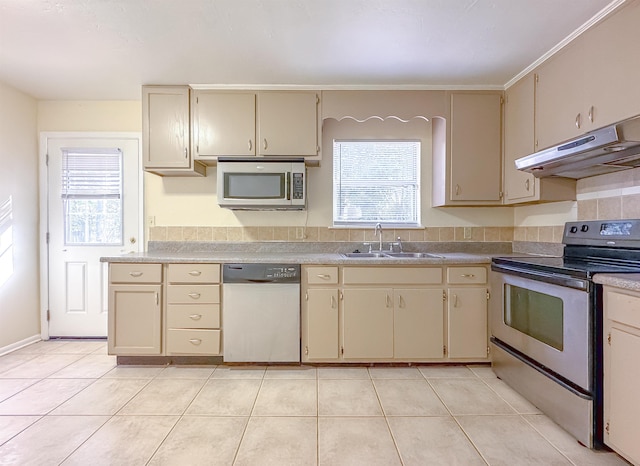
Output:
(374, 223), (383, 252)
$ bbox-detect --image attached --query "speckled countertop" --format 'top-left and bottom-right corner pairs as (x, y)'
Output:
(100, 250), (491, 265)
(593, 273), (640, 292)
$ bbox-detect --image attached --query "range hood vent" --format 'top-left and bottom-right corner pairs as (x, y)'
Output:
(515, 114), (640, 179)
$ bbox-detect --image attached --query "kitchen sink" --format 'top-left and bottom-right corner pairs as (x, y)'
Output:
(342, 252), (388, 258)
(384, 252), (442, 258)
(341, 252), (442, 259)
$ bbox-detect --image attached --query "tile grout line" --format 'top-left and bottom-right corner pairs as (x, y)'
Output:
(230, 369), (266, 465)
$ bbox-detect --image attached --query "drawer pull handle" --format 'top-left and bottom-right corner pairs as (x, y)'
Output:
(189, 339), (202, 345)
(129, 271), (143, 277)
(188, 270), (202, 276)
(189, 314), (202, 320)
(317, 274), (331, 280)
(453, 293), (459, 307)
(188, 293), (201, 299)
(386, 294), (392, 308)
(331, 295), (337, 308)
(461, 274), (475, 278)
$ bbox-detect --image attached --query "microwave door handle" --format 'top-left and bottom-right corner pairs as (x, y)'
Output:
(286, 172), (291, 200)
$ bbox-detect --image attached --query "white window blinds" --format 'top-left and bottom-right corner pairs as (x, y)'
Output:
(333, 140), (420, 226)
(61, 148), (122, 199)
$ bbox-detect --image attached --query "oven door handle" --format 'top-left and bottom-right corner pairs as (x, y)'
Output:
(491, 263), (589, 291)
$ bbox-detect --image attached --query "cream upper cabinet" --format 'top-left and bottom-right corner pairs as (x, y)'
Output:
(142, 85), (206, 176)
(536, 1), (640, 150)
(257, 91), (320, 157)
(603, 285), (640, 466)
(581, 0), (640, 128)
(503, 74), (576, 205)
(432, 92), (503, 206)
(191, 90), (320, 162)
(192, 91), (256, 158)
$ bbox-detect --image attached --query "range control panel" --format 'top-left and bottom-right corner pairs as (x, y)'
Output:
(563, 219), (640, 246)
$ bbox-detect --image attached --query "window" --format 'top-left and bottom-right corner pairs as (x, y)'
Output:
(61, 148), (123, 246)
(333, 139), (420, 226)
(0, 196), (13, 287)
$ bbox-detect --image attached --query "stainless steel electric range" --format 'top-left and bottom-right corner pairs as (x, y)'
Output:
(490, 219), (640, 449)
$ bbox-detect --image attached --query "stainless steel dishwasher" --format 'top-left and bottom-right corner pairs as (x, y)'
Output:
(222, 263), (301, 362)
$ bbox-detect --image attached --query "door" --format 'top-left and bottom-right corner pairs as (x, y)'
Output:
(394, 288), (444, 359)
(46, 136), (141, 337)
(306, 288), (339, 360)
(342, 288), (393, 359)
(447, 287), (488, 359)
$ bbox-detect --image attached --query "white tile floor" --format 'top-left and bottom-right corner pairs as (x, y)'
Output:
(0, 340), (629, 465)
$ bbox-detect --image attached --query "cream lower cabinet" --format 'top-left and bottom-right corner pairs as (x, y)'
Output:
(165, 263), (221, 356)
(446, 266), (489, 361)
(603, 285), (640, 466)
(108, 263), (162, 355)
(393, 288), (445, 359)
(303, 266), (340, 361)
(342, 288), (395, 359)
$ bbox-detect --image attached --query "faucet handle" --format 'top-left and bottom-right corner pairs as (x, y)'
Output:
(363, 242), (372, 253)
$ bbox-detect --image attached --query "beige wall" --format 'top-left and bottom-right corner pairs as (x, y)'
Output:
(0, 81), (40, 350)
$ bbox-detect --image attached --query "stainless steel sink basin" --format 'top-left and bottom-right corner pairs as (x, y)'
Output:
(341, 252), (388, 258)
(384, 252), (442, 258)
(341, 252), (442, 259)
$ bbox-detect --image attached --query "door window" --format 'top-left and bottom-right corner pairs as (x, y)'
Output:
(61, 148), (123, 246)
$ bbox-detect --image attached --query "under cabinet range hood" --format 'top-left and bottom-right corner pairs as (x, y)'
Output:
(515, 114), (640, 179)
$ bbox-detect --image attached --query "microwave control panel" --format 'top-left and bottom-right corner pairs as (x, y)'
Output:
(292, 173), (304, 199)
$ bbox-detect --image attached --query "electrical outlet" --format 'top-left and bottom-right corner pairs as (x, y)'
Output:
(296, 227), (305, 239)
(148, 216), (155, 227)
(463, 227), (472, 239)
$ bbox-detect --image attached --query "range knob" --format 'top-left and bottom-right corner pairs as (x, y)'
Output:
(570, 226), (578, 233)
(581, 224), (589, 232)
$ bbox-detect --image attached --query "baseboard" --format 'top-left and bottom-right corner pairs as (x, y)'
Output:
(0, 334), (42, 356)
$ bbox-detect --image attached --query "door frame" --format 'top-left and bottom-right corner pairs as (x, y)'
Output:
(38, 132), (144, 340)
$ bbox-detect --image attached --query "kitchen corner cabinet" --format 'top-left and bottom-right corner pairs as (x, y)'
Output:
(192, 90), (321, 163)
(603, 285), (640, 466)
(432, 92), (503, 206)
(142, 85), (206, 176)
(535, 0), (640, 151)
(108, 263), (162, 355)
(503, 74), (576, 205)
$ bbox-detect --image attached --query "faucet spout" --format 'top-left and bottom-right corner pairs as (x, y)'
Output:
(374, 223), (383, 252)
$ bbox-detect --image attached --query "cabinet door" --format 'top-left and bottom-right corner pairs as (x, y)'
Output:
(450, 93), (502, 201)
(582, 0), (640, 129)
(142, 86), (191, 169)
(447, 287), (488, 359)
(504, 74), (537, 203)
(606, 327), (640, 464)
(192, 91), (256, 158)
(535, 41), (585, 150)
(108, 285), (162, 355)
(394, 288), (444, 359)
(305, 288), (340, 360)
(257, 92), (319, 156)
(342, 288), (393, 359)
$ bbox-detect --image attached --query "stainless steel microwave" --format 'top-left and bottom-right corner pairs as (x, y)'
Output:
(216, 158), (306, 210)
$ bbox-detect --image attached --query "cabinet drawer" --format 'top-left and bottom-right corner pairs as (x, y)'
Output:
(166, 329), (221, 355)
(447, 266), (487, 284)
(167, 285), (220, 304)
(606, 288), (640, 330)
(306, 266), (338, 284)
(343, 267), (442, 285)
(167, 304), (220, 329)
(110, 263), (162, 284)
(167, 263), (220, 283)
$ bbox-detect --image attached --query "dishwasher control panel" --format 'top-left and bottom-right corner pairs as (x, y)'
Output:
(223, 264), (301, 283)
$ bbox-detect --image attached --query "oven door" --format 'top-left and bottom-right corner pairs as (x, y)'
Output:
(490, 267), (591, 391)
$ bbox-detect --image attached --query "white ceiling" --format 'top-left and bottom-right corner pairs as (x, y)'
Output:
(0, 0), (618, 101)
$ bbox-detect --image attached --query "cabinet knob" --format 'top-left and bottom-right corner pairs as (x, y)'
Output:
(129, 271), (143, 277)
(248, 139), (253, 152)
(188, 292), (201, 299)
(189, 339), (202, 345)
(188, 270), (202, 276)
(263, 138), (268, 151)
(184, 148), (188, 159)
(460, 273), (475, 278)
(575, 113), (582, 129)
(331, 295), (337, 308)
(317, 274), (331, 280)
(588, 106), (594, 123)
(189, 314), (202, 320)
(525, 179), (530, 191)
(455, 184), (460, 196)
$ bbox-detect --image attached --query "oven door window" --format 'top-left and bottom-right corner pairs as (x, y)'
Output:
(504, 284), (563, 351)
(224, 173), (286, 199)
